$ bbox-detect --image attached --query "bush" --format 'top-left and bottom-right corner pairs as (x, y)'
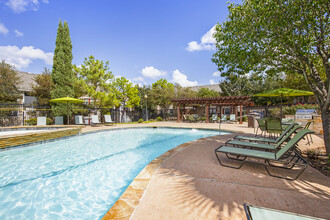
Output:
(269, 103), (319, 118)
(25, 118), (37, 125)
(242, 116), (248, 122)
(25, 118), (53, 125)
(200, 117), (206, 121)
(138, 118), (144, 123)
(156, 117), (162, 121)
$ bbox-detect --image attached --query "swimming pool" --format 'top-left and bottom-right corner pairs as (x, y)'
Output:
(0, 127), (224, 219)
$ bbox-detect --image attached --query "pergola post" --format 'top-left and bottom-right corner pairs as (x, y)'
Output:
(239, 105), (243, 124)
(177, 103), (180, 123)
(206, 103), (210, 123)
(235, 105), (238, 123)
(219, 106), (222, 119)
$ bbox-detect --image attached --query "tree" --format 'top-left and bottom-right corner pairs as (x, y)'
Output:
(149, 79), (174, 118)
(113, 77), (140, 108)
(197, 87), (220, 97)
(0, 60), (21, 103)
(73, 56), (116, 109)
(51, 20), (74, 116)
(31, 68), (52, 106)
(136, 85), (152, 112)
(174, 84), (197, 98)
(212, 0), (330, 153)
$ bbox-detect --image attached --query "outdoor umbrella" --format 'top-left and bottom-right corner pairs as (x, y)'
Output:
(253, 88), (314, 118)
(50, 97), (84, 124)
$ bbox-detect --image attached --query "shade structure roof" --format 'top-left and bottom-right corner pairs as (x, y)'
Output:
(50, 97), (84, 104)
(172, 96), (254, 106)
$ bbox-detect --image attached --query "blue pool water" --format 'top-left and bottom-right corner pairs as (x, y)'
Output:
(0, 128), (223, 219)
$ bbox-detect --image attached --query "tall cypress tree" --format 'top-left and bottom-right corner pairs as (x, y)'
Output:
(51, 20), (74, 117)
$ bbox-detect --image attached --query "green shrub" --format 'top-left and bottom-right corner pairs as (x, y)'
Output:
(200, 117), (206, 121)
(25, 118), (37, 125)
(156, 117), (162, 121)
(138, 118), (144, 123)
(269, 103), (319, 118)
(242, 116), (248, 122)
(25, 118), (53, 125)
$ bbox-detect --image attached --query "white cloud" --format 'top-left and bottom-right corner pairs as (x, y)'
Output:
(209, 79), (218, 85)
(212, 71), (220, 77)
(5, 0), (48, 13)
(0, 23), (9, 35)
(172, 69), (198, 87)
(14, 29), (23, 37)
(133, 76), (145, 83)
(0, 45), (53, 69)
(186, 25), (216, 52)
(141, 66), (166, 79)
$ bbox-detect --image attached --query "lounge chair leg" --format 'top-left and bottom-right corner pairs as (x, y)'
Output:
(264, 160), (307, 181)
(225, 153), (247, 161)
(215, 151), (245, 169)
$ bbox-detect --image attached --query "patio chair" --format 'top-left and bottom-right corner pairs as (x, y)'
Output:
(104, 115), (115, 126)
(55, 116), (63, 125)
(227, 125), (302, 151)
(234, 123), (299, 144)
(37, 117), (46, 126)
(193, 114), (199, 121)
(265, 118), (282, 138)
(214, 129), (314, 180)
(304, 121), (313, 145)
(212, 114), (218, 123)
(229, 114), (236, 123)
(255, 118), (267, 137)
(91, 115), (101, 126)
(220, 115), (227, 122)
(75, 115), (84, 125)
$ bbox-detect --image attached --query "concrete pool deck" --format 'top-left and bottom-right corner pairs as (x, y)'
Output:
(81, 122), (329, 220)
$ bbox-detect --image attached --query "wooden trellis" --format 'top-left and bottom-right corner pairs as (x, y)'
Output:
(172, 96), (254, 123)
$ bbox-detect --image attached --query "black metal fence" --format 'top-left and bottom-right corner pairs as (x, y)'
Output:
(0, 103), (176, 127)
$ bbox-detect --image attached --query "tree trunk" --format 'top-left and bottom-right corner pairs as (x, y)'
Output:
(321, 108), (330, 155)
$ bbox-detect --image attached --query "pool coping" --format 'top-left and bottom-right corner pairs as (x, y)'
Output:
(0, 126), (83, 149)
(101, 127), (237, 220)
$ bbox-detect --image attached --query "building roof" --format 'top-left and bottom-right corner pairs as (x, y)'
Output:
(17, 71), (37, 92)
(189, 84), (221, 93)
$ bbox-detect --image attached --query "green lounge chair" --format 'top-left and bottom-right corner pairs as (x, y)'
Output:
(256, 118), (267, 136)
(226, 125), (302, 150)
(244, 204), (324, 220)
(214, 129), (314, 180)
(266, 118), (282, 137)
(234, 123), (298, 144)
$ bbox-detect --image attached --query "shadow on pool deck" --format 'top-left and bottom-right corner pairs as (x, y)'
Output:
(131, 133), (330, 220)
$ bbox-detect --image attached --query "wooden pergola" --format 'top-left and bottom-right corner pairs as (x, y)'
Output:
(172, 96), (254, 123)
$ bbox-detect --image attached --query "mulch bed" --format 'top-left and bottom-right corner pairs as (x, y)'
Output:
(302, 151), (330, 177)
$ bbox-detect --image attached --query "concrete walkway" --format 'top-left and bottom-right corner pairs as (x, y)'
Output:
(131, 133), (330, 220)
(82, 121), (329, 219)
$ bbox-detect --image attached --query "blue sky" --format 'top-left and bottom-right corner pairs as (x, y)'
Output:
(0, 0), (238, 87)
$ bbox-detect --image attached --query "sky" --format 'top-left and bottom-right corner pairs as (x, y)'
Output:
(0, 0), (239, 87)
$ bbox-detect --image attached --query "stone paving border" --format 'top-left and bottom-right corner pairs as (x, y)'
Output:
(0, 126), (83, 149)
(102, 136), (211, 220)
